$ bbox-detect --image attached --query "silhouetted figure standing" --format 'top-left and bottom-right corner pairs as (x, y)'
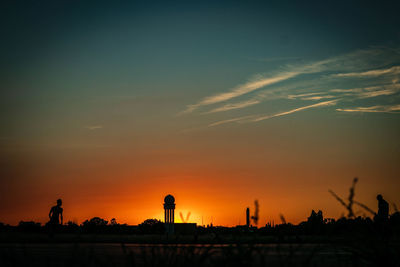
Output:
(49, 199), (63, 226)
(375, 194), (389, 223)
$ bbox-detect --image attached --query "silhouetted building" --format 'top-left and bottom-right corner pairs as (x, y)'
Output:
(164, 194), (175, 234)
(174, 223), (197, 235)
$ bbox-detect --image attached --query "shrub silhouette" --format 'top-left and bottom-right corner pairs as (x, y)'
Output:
(18, 221), (41, 232)
(139, 219), (164, 234)
(81, 217), (108, 233)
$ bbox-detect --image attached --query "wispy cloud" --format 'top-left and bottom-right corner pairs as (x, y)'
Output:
(209, 100), (338, 127)
(85, 125), (103, 130)
(183, 46), (400, 129)
(329, 84), (400, 99)
(205, 99), (261, 113)
(251, 100), (338, 122)
(208, 115), (256, 127)
(301, 95), (336, 100)
(330, 88), (363, 93)
(184, 71), (298, 113)
(335, 65), (400, 77)
(287, 92), (325, 99)
(358, 84), (400, 98)
(337, 104), (400, 113)
(184, 60), (333, 114)
(287, 92), (335, 101)
(184, 47), (399, 114)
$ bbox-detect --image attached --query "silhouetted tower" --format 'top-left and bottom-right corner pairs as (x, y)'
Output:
(164, 194), (175, 234)
(246, 207), (250, 227)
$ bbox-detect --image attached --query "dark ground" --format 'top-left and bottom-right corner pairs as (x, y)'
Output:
(0, 233), (399, 267)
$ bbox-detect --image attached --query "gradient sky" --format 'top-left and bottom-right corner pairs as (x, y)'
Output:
(1, 0), (400, 226)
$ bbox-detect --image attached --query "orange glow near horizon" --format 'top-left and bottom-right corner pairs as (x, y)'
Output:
(1, 118), (399, 227)
(1, 161), (397, 227)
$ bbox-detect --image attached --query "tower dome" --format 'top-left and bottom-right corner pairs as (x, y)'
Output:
(164, 194), (175, 205)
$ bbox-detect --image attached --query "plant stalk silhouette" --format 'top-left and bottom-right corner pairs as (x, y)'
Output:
(329, 177), (376, 218)
(251, 200), (259, 226)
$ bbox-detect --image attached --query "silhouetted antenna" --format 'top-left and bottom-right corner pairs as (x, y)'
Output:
(246, 207), (250, 227)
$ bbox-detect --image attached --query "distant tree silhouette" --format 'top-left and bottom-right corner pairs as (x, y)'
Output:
(390, 212), (400, 226)
(64, 221), (79, 233)
(81, 217), (108, 233)
(110, 218), (118, 225)
(67, 221), (78, 227)
(139, 219), (164, 234)
(18, 221), (41, 232)
(82, 217), (108, 227)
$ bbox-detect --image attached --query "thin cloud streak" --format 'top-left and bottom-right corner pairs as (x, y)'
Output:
(251, 100), (338, 122)
(287, 92), (325, 99)
(185, 72), (298, 113)
(337, 104), (400, 113)
(358, 84), (400, 98)
(208, 115), (256, 127)
(205, 99), (261, 113)
(286, 91), (335, 100)
(329, 84), (400, 99)
(85, 125), (103, 130)
(209, 100), (338, 127)
(330, 88), (363, 93)
(335, 65), (400, 77)
(301, 95), (336, 100)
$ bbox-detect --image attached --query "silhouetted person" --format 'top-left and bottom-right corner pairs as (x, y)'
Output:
(375, 194), (389, 223)
(49, 199), (63, 226)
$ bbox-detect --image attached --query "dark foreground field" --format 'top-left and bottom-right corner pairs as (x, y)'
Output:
(0, 243), (368, 267)
(1, 236), (399, 267)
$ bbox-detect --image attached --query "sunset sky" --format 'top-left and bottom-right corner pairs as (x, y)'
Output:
(1, 0), (400, 226)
